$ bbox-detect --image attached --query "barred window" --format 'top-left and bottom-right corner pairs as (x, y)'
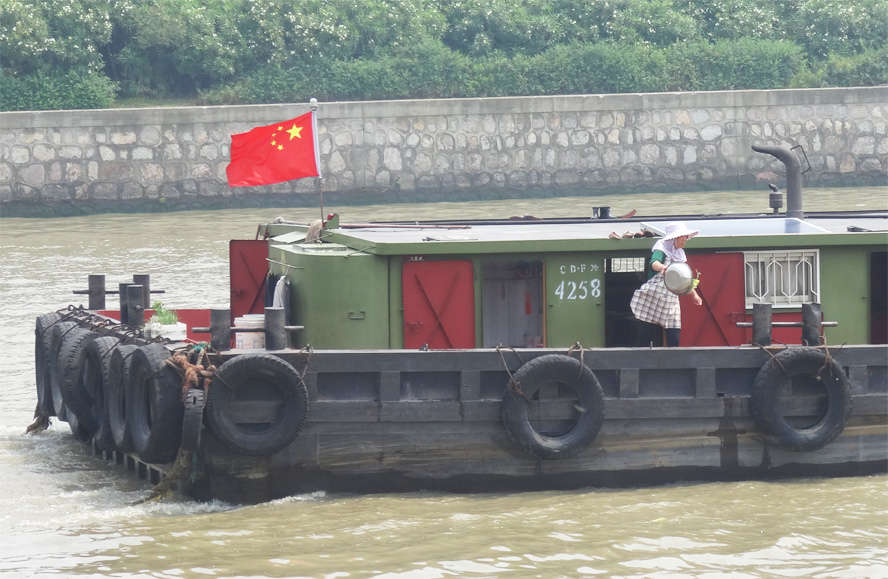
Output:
(743, 250), (819, 308)
(610, 257), (646, 273)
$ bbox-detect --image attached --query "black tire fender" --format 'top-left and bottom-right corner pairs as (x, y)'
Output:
(56, 326), (99, 433)
(206, 354), (309, 456)
(83, 336), (121, 451)
(48, 321), (79, 418)
(181, 388), (206, 452)
(750, 347), (852, 452)
(109, 344), (138, 453)
(501, 354), (605, 460)
(35, 313), (61, 416)
(128, 343), (183, 464)
(65, 404), (94, 443)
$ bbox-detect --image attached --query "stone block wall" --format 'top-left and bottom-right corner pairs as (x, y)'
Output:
(1, 87), (885, 216)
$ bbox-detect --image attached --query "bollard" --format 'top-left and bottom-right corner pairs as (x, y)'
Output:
(133, 274), (151, 310)
(119, 283), (132, 324)
(801, 303), (823, 346)
(126, 285), (145, 328)
(210, 309), (232, 351)
(265, 307), (288, 351)
(751, 303), (773, 346)
(88, 274), (106, 310)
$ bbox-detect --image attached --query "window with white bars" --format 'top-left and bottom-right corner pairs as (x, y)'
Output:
(610, 257), (646, 273)
(743, 250), (820, 308)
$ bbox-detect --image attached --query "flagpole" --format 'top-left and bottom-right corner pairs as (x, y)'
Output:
(309, 97), (324, 222)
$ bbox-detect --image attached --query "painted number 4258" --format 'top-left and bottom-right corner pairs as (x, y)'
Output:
(554, 279), (601, 300)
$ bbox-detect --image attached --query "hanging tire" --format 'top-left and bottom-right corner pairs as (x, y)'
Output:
(65, 404), (94, 443)
(35, 313), (61, 416)
(181, 389), (206, 452)
(127, 343), (183, 464)
(82, 336), (121, 451)
(206, 354), (309, 456)
(750, 347), (852, 452)
(109, 344), (138, 453)
(55, 326), (99, 433)
(48, 321), (79, 419)
(501, 354), (605, 460)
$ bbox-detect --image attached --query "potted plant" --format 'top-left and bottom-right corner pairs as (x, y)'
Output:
(146, 301), (187, 340)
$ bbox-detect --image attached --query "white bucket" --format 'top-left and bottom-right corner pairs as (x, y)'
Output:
(234, 314), (265, 349)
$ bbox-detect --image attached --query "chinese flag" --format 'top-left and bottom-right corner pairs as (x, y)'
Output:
(226, 111), (321, 187)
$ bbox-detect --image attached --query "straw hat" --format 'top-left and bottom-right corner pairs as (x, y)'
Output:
(662, 221), (699, 241)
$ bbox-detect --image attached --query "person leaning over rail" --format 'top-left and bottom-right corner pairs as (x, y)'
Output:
(630, 221), (702, 347)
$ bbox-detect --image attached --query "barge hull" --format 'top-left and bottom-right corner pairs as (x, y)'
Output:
(183, 346), (887, 504)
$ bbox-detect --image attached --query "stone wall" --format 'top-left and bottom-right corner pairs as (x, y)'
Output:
(1, 87), (885, 216)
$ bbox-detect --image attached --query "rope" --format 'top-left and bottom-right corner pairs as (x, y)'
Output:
(752, 340), (846, 381)
(164, 346), (217, 400)
(24, 404), (51, 434)
(817, 337), (846, 379)
(752, 342), (790, 375)
(566, 341), (586, 385)
(294, 344), (313, 383)
(496, 344), (524, 396)
(133, 448), (194, 504)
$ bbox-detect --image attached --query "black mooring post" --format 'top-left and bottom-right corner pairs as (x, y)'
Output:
(118, 282), (132, 324)
(133, 274), (151, 310)
(126, 285), (145, 328)
(88, 274), (106, 310)
(210, 309), (232, 351)
(752, 303), (773, 346)
(265, 307), (287, 351)
(802, 303), (823, 346)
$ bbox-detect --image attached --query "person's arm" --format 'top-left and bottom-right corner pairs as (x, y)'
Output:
(650, 250), (667, 274)
(690, 288), (702, 306)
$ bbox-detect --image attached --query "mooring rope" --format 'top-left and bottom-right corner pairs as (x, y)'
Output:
(496, 344), (524, 396)
(165, 346), (217, 399)
(566, 341), (586, 385)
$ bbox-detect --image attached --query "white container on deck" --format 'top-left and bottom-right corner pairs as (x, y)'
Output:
(234, 314), (265, 349)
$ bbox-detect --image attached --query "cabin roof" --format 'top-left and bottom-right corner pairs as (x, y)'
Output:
(299, 211), (887, 255)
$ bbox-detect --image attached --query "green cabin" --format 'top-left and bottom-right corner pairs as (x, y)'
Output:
(250, 213), (887, 350)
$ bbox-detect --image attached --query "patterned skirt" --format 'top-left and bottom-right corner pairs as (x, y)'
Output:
(630, 273), (681, 329)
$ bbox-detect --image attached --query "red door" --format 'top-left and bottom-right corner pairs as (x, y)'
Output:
(680, 253), (748, 346)
(230, 240), (269, 320)
(403, 260), (475, 349)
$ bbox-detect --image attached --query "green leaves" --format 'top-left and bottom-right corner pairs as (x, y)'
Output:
(2, 0), (886, 110)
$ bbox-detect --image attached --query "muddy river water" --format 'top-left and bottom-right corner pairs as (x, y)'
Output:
(1, 187), (886, 578)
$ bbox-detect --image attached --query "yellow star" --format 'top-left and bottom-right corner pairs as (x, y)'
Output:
(271, 140), (277, 146)
(286, 124), (303, 140)
(277, 144), (284, 150)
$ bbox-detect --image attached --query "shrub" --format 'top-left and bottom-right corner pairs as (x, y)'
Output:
(0, 69), (118, 111)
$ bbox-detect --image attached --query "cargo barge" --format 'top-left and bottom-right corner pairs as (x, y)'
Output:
(31, 145), (888, 503)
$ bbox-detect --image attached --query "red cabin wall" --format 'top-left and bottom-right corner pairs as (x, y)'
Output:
(681, 252), (806, 347)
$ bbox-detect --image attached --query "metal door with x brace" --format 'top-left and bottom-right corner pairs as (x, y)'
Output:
(680, 252), (747, 346)
(402, 260), (476, 349)
(230, 239), (269, 320)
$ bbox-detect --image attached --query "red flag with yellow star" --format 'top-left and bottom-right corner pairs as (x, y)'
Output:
(226, 111), (321, 187)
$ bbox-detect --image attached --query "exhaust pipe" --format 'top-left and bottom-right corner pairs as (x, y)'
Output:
(751, 144), (803, 218)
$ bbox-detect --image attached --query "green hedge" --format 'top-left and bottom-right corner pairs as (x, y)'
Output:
(2, 0), (887, 110)
(209, 38), (809, 104)
(0, 69), (117, 111)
